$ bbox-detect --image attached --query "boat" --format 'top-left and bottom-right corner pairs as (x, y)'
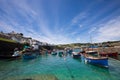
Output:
(68, 49), (73, 55)
(58, 50), (64, 57)
(0, 55), (20, 59)
(0, 51), (21, 59)
(47, 50), (52, 54)
(72, 52), (80, 58)
(51, 49), (57, 55)
(51, 51), (57, 55)
(12, 51), (21, 57)
(86, 51), (97, 54)
(99, 52), (118, 59)
(22, 52), (37, 60)
(83, 35), (108, 68)
(72, 48), (81, 58)
(84, 54), (108, 68)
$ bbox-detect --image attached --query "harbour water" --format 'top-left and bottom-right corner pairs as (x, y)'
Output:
(0, 53), (120, 80)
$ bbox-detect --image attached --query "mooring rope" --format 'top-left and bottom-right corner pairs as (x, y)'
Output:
(63, 58), (75, 80)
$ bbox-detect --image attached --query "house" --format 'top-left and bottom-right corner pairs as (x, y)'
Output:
(21, 37), (32, 44)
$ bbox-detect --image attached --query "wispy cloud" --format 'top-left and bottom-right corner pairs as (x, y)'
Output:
(71, 0), (104, 25)
(72, 12), (88, 25)
(0, 21), (15, 32)
(88, 27), (97, 34)
(94, 16), (120, 42)
(80, 0), (120, 27)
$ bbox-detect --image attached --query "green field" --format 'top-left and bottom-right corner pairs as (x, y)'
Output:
(0, 38), (17, 43)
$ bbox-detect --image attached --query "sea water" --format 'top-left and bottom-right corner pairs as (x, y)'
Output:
(0, 53), (120, 80)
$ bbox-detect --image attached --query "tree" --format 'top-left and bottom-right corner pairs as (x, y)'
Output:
(20, 33), (23, 36)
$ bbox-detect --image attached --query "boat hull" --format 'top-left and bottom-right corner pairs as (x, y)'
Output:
(72, 51), (81, 58)
(58, 52), (64, 57)
(51, 52), (57, 55)
(22, 52), (37, 60)
(85, 58), (108, 68)
(73, 54), (81, 58)
(86, 51), (97, 54)
(0, 55), (20, 59)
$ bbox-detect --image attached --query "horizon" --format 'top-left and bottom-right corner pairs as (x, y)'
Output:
(0, 0), (120, 44)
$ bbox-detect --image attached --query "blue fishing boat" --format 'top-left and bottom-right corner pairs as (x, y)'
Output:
(84, 54), (108, 68)
(68, 49), (73, 54)
(22, 52), (37, 60)
(58, 50), (64, 57)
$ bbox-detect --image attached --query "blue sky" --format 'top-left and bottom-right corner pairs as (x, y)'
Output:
(0, 0), (120, 44)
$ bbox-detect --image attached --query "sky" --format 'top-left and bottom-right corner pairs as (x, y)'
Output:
(0, 0), (120, 44)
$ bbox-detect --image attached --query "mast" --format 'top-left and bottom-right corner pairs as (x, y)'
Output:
(90, 35), (93, 51)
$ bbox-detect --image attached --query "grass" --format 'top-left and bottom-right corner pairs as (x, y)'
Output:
(0, 38), (17, 43)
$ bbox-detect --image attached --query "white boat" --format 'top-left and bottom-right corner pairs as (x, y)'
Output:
(72, 52), (80, 58)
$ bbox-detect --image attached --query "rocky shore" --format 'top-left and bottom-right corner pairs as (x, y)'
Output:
(0, 40), (54, 58)
(0, 40), (24, 56)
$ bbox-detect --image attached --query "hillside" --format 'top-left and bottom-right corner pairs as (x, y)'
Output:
(56, 40), (120, 48)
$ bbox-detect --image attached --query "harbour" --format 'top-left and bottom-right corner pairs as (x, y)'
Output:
(0, 52), (120, 80)
(0, 0), (120, 80)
